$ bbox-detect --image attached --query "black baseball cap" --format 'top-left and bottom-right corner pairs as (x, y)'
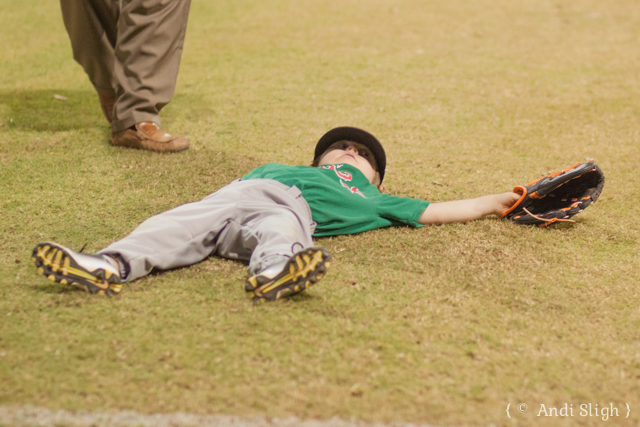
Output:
(314, 127), (387, 183)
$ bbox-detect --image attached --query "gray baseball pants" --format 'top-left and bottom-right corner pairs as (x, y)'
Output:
(98, 179), (317, 282)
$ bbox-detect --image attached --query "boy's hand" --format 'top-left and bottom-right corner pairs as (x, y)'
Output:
(494, 192), (521, 217)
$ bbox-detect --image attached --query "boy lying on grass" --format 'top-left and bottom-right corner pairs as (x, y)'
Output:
(33, 127), (520, 301)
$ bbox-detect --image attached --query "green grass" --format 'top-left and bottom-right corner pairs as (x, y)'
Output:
(1, 0), (640, 426)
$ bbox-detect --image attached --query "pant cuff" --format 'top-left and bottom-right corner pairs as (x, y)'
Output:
(248, 254), (292, 276)
(111, 112), (161, 133)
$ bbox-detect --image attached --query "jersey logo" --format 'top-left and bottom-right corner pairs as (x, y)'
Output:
(341, 180), (366, 197)
(320, 164), (352, 181)
(320, 164), (366, 198)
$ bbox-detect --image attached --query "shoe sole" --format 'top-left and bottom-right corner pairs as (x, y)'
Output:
(32, 242), (122, 296)
(110, 131), (190, 153)
(246, 247), (331, 301)
(110, 141), (190, 153)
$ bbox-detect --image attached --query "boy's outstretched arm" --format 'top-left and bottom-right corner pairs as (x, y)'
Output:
(418, 192), (520, 225)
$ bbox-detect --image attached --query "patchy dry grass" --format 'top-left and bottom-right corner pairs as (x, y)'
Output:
(1, 0), (639, 426)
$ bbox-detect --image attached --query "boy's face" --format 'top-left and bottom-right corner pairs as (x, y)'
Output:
(317, 141), (378, 184)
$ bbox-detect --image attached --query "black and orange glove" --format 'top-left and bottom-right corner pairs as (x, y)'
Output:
(501, 161), (605, 227)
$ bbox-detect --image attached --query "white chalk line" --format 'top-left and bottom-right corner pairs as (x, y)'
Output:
(0, 405), (445, 427)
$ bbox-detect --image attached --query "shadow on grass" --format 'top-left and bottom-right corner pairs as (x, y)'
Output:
(0, 89), (215, 133)
(0, 89), (103, 132)
(145, 257), (249, 279)
(28, 283), (79, 295)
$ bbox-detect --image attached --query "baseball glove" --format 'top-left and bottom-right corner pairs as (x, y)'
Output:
(501, 160), (605, 227)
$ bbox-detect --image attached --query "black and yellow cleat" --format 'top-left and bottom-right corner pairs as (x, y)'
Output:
(245, 247), (331, 302)
(32, 242), (122, 296)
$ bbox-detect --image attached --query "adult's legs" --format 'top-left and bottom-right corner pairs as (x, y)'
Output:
(60, 0), (118, 98)
(60, 0), (191, 150)
(111, 0), (192, 133)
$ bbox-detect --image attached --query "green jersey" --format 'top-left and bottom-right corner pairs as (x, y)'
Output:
(242, 163), (430, 237)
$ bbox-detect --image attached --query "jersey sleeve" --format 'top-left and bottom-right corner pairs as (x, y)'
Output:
(375, 193), (430, 227)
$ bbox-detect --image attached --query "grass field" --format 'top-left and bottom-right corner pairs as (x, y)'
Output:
(1, 0), (639, 426)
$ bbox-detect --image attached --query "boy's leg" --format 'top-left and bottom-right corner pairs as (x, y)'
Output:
(34, 180), (303, 288)
(96, 179), (312, 282)
(32, 242), (123, 295)
(32, 181), (244, 294)
(33, 179), (329, 299)
(215, 206), (315, 276)
(212, 181), (331, 301)
(211, 181), (317, 273)
(245, 246), (331, 302)
(97, 183), (246, 281)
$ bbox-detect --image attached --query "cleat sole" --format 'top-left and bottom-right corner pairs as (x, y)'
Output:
(247, 247), (331, 302)
(32, 242), (121, 296)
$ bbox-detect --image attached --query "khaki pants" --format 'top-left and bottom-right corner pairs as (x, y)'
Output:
(60, 0), (191, 132)
(99, 179), (317, 281)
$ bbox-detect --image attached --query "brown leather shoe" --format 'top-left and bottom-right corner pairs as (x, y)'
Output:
(111, 122), (189, 153)
(98, 94), (115, 124)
